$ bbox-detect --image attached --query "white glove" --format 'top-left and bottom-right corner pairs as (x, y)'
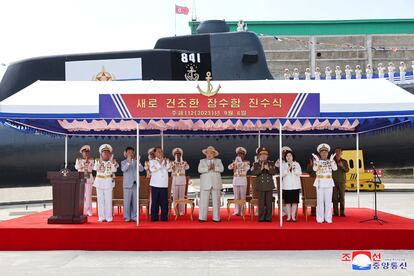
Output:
(330, 153), (336, 162)
(312, 153), (320, 162)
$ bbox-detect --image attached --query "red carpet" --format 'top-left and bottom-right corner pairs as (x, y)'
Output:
(1, 208), (414, 251)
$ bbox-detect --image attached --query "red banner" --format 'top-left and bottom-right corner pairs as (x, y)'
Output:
(120, 93), (298, 118)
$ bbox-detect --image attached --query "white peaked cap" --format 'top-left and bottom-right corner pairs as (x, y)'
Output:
(317, 143), (331, 152)
(99, 144), (113, 153)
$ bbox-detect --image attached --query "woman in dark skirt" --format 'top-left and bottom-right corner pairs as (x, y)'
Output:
(281, 151), (302, 222)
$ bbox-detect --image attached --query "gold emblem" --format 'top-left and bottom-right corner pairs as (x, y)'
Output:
(60, 167), (69, 177)
(184, 65), (199, 81)
(197, 71), (221, 97)
(93, 66), (115, 81)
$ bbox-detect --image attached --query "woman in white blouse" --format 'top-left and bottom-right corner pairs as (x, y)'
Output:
(281, 151), (302, 222)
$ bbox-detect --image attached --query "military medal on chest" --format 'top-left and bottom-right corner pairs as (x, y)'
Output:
(176, 161), (184, 174)
(319, 160), (332, 174)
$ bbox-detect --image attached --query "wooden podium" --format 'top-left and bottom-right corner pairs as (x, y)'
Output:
(47, 171), (87, 224)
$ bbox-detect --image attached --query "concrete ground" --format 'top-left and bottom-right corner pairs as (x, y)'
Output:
(1, 183), (413, 275)
(0, 250), (412, 275)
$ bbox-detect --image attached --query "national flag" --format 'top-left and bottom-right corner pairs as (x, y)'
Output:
(175, 5), (189, 15)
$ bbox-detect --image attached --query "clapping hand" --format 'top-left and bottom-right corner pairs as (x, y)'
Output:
(127, 154), (132, 162)
(231, 160), (237, 172)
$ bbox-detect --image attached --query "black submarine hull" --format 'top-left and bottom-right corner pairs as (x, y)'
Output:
(0, 27), (413, 187)
(1, 123), (413, 187)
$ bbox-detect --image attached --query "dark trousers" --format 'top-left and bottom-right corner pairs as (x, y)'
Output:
(259, 191), (273, 221)
(151, 186), (169, 221)
(333, 182), (346, 215)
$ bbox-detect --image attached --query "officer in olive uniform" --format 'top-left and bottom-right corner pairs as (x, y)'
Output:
(332, 147), (350, 217)
(306, 157), (317, 216)
(252, 147), (277, 222)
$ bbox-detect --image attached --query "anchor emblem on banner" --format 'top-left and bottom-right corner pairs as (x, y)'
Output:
(197, 71), (221, 97)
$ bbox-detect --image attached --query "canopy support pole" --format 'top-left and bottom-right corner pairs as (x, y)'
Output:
(64, 135), (68, 169)
(279, 126), (283, 228)
(258, 130), (261, 148)
(136, 123), (140, 226)
(161, 130), (164, 150)
(356, 133), (360, 208)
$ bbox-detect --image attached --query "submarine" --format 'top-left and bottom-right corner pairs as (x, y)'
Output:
(0, 20), (413, 187)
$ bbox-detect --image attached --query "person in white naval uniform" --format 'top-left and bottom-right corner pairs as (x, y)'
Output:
(345, 65), (352, 80)
(121, 147), (144, 222)
(377, 63), (385, 78)
(312, 143), (338, 223)
(93, 144), (119, 222)
(283, 68), (291, 80)
(198, 146), (224, 222)
(75, 145), (94, 217)
(325, 67), (332, 80)
(304, 68), (311, 80)
(228, 147), (250, 216)
(366, 64), (373, 79)
(292, 68), (300, 80)
(314, 67), (321, 80)
(399, 61), (407, 83)
(388, 62), (396, 82)
(149, 147), (171, 221)
(170, 147), (190, 216)
(335, 66), (342, 80)
(355, 65), (362, 79)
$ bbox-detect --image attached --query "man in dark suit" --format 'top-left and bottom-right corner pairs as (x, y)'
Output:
(252, 147), (276, 222)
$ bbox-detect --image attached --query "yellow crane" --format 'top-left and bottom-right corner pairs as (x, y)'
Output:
(341, 150), (384, 191)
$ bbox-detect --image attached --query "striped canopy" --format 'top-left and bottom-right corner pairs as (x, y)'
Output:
(0, 79), (413, 136)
